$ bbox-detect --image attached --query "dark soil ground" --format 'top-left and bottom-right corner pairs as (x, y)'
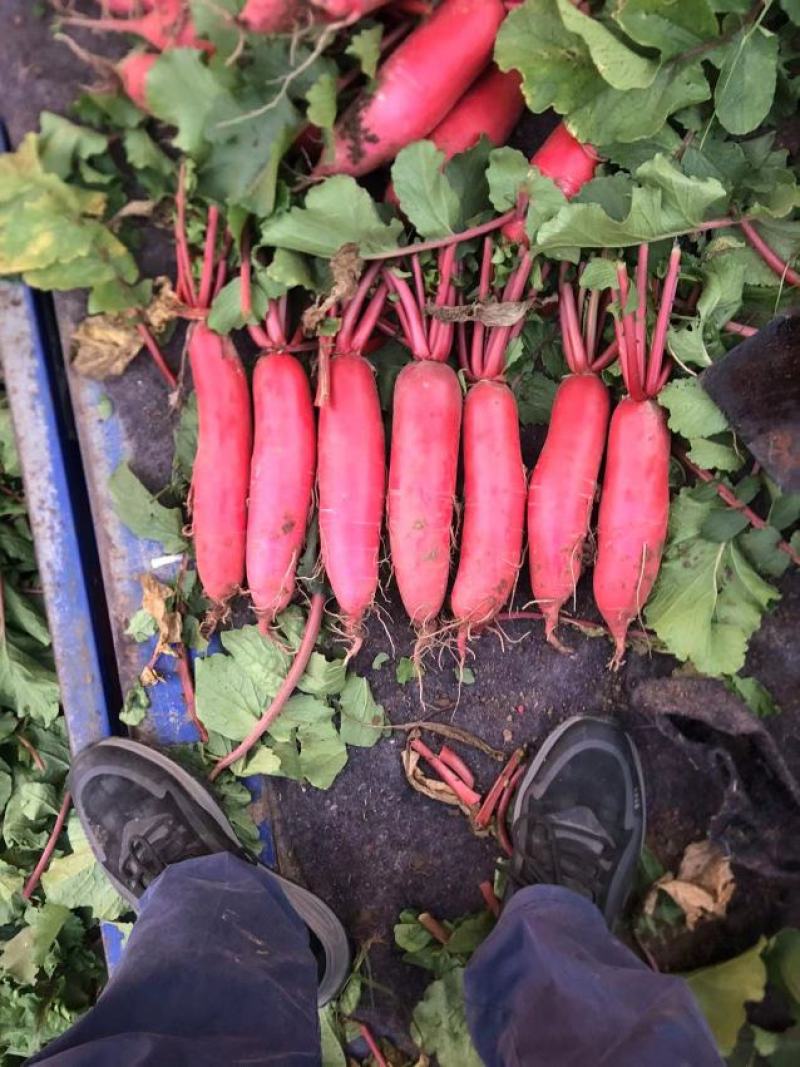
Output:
(3, 1), (800, 1048)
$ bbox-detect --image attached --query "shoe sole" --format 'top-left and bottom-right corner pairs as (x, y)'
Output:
(511, 715), (646, 925)
(75, 738), (350, 1006)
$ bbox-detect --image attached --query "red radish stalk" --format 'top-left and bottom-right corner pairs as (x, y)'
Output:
(384, 248), (462, 636)
(438, 744), (475, 789)
(317, 268), (387, 656)
(527, 270), (616, 650)
(502, 124), (599, 244)
(593, 243), (680, 668)
(60, 0), (211, 52)
(245, 290), (316, 632)
(450, 243), (531, 655)
(479, 880), (501, 917)
(174, 174), (252, 613)
(410, 738), (482, 807)
(23, 792), (72, 901)
(475, 745), (524, 829)
(315, 0), (506, 177)
(739, 219), (800, 288)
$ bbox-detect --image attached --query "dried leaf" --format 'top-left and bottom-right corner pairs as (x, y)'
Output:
(139, 573), (182, 653)
(302, 243), (362, 333)
(71, 277), (180, 380)
(427, 298), (535, 327)
(645, 840), (735, 930)
(71, 315), (143, 380)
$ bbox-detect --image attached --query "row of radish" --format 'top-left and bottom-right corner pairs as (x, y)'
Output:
(182, 216), (680, 671)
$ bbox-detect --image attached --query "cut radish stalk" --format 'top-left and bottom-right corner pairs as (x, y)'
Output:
(410, 738), (482, 807)
(437, 744), (476, 789)
(475, 747), (525, 829)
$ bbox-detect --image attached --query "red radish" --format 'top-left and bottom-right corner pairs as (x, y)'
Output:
(60, 0), (211, 52)
(316, 0), (506, 177)
(384, 248), (462, 632)
(245, 298), (316, 631)
(533, 124), (599, 198)
(317, 268), (388, 654)
(173, 172), (251, 613)
(527, 273), (616, 649)
(385, 64), (522, 203)
(189, 322), (252, 607)
(117, 52), (157, 110)
(428, 65), (523, 159)
(450, 243), (531, 654)
(593, 243), (681, 667)
(97, 1), (155, 12)
(502, 123), (599, 244)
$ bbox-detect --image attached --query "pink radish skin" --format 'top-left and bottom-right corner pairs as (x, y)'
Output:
(534, 124), (599, 198)
(316, 0), (506, 177)
(429, 65), (523, 159)
(247, 352), (316, 631)
(451, 380), (526, 641)
(502, 124), (599, 244)
(117, 52), (157, 110)
(318, 355), (386, 643)
(593, 397), (670, 668)
(189, 323), (252, 607)
(527, 373), (609, 646)
(388, 361), (462, 627)
(239, 0), (387, 31)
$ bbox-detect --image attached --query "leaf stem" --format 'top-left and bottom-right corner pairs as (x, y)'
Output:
(739, 219), (800, 288)
(208, 592), (325, 781)
(677, 448), (800, 567)
(363, 209), (517, 262)
(136, 323), (178, 389)
(417, 911), (451, 944)
(175, 644), (208, 743)
(358, 1023), (389, 1067)
(22, 791), (72, 901)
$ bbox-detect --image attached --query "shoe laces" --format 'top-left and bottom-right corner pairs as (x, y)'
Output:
(120, 813), (205, 893)
(510, 805), (616, 902)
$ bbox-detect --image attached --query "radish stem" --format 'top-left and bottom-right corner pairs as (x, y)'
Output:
(418, 911), (451, 944)
(410, 738), (481, 807)
(23, 791), (71, 901)
(475, 748), (524, 829)
(136, 323), (177, 389)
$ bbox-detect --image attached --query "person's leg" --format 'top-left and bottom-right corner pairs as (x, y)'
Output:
(31, 738), (350, 1067)
(465, 884), (721, 1067)
(464, 717), (722, 1067)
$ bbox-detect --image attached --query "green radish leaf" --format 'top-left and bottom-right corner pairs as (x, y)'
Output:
(119, 681), (150, 726)
(525, 169), (568, 240)
(125, 609), (158, 643)
(486, 146), (529, 212)
(108, 462), (186, 553)
(207, 277), (270, 333)
(38, 113), (108, 180)
(685, 939), (767, 1055)
(172, 392), (199, 485)
(611, 0), (717, 59)
(298, 652), (347, 697)
(554, 0), (658, 90)
(412, 967), (483, 1067)
(146, 48), (224, 155)
(738, 526), (790, 579)
(578, 258), (619, 291)
(725, 675), (780, 717)
(0, 904), (71, 985)
(261, 176), (402, 257)
(392, 141), (460, 239)
(346, 25), (383, 79)
(646, 488), (780, 676)
(782, 0), (800, 23)
(515, 368), (558, 426)
(306, 72), (338, 131)
(687, 437), (742, 473)
(715, 28), (778, 136)
(41, 817), (127, 921)
(536, 156), (727, 255)
(338, 675), (385, 747)
(371, 651), (389, 670)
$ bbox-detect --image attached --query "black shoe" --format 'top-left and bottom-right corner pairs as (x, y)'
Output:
(508, 716), (645, 927)
(70, 737), (350, 1004)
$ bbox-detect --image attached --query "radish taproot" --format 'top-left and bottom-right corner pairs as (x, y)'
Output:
(593, 243), (680, 667)
(317, 266), (388, 654)
(527, 271), (616, 650)
(245, 295), (316, 632)
(384, 248), (462, 634)
(450, 243), (531, 655)
(316, 0), (506, 177)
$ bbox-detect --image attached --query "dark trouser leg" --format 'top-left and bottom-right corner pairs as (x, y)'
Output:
(31, 852), (321, 1067)
(464, 885), (723, 1067)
